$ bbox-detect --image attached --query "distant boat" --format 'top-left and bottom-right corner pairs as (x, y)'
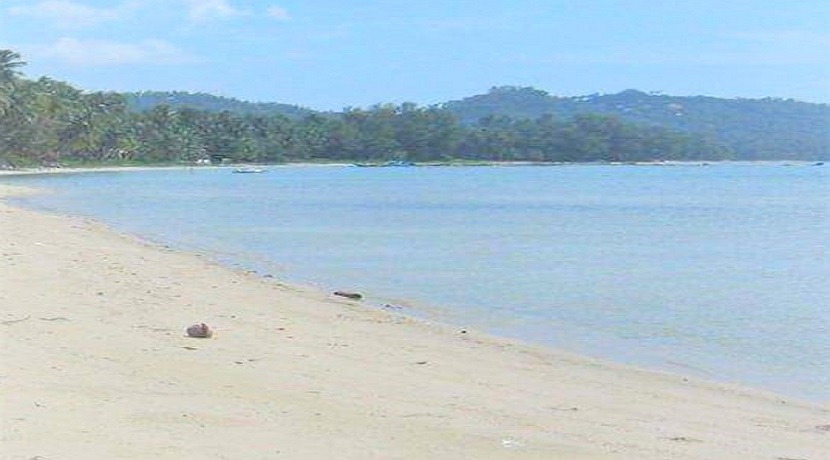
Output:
(233, 167), (266, 174)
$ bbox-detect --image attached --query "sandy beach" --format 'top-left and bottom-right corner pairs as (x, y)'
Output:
(1, 182), (828, 459)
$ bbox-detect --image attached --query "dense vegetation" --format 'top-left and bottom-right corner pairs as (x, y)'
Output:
(123, 91), (314, 119)
(444, 87), (830, 160)
(1, 49), (823, 168)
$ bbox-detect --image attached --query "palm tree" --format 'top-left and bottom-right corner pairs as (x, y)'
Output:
(0, 49), (26, 116)
(0, 49), (25, 81)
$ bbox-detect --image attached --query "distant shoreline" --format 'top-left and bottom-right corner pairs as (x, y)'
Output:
(0, 159), (823, 177)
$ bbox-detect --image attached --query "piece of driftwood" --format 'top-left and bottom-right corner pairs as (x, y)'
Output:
(333, 291), (363, 300)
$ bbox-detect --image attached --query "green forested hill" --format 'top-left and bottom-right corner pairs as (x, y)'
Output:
(123, 91), (315, 119)
(129, 87), (830, 160)
(442, 87), (830, 160)
(1, 48), (826, 167)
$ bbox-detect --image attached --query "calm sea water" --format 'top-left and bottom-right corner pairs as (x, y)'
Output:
(5, 164), (828, 401)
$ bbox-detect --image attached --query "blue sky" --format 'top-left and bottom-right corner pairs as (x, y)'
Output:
(1, 0), (828, 110)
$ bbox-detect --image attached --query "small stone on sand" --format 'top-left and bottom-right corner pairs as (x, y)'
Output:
(186, 323), (213, 338)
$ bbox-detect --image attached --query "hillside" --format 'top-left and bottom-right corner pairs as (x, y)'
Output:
(4, 46), (823, 165)
(441, 87), (830, 160)
(119, 87), (829, 161)
(123, 91), (315, 119)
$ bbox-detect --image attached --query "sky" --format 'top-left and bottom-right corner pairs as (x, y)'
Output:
(1, 0), (828, 110)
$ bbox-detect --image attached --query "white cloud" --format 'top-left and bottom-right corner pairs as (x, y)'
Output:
(183, 0), (242, 22)
(36, 37), (194, 66)
(7, 0), (122, 28)
(266, 5), (289, 21)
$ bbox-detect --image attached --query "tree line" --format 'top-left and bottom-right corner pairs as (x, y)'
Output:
(0, 49), (731, 168)
(444, 87), (830, 160)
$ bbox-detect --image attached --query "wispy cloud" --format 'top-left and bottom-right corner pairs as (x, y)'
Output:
(35, 37), (195, 66)
(266, 5), (289, 21)
(183, 0), (243, 23)
(7, 0), (125, 28)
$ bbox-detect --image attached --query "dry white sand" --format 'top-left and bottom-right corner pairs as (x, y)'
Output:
(1, 183), (828, 459)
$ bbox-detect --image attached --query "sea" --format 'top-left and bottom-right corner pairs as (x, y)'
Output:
(4, 163), (828, 402)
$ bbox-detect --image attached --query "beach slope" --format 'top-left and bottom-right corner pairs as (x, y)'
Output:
(1, 184), (827, 459)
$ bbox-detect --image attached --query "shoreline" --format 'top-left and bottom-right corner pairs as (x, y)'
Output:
(0, 159), (823, 178)
(1, 181), (829, 459)
(5, 164), (825, 402)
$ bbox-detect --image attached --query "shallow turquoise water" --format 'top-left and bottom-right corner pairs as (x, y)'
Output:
(5, 164), (828, 401)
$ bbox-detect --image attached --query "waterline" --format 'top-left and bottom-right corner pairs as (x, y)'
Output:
(4, 163), (828, 401)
